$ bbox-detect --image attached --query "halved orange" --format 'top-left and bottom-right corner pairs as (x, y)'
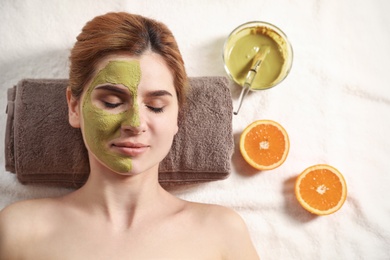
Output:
(239, 120), (289, 170)
(295, 164), (347, 215)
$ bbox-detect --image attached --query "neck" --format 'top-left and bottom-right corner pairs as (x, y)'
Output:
(71, 164), (175, 229)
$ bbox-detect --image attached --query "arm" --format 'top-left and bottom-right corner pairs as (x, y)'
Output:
(206, 205), (259, 260)
(222, 209), (260, 260)
(0, 204), (23, 259)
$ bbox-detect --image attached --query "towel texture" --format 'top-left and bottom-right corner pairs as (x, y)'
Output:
(5, 77), (233, 188)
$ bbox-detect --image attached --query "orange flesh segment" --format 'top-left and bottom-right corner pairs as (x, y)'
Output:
(295, 164), (348, 215)
(244, 124), (286, 166)
(299, 169), (343, 211)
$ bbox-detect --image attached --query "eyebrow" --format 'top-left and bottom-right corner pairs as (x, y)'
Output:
(95, 85), (173, 98)
(145, 90), (173, 98)
(95, 85), (128, 95)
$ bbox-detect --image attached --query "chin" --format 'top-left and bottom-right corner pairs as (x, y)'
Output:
(111, 163), (160, 177)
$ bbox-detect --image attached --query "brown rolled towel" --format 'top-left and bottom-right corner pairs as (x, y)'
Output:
(4, 77), (233, 188)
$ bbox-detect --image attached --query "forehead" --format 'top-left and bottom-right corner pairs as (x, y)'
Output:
(93, 53), (138, 72)
(92, 60), (141, 90)
(85, 52), (175, 98)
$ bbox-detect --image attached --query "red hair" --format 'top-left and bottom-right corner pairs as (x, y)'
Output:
(68, 12), (188, 107)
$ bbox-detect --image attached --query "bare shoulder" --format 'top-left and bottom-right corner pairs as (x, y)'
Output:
(0, 199), (42, 236)
(186, 202), (260, 259)
(188, 202), (245, 228)
(0, 197), (60, 223)
(0, 198), (62, 233)
(0, 198), (60, 258)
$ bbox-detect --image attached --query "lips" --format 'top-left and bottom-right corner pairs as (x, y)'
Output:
(111, 141), (150, 156)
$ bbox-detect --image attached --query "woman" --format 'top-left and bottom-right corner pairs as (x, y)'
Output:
(0, 12), (259, 259)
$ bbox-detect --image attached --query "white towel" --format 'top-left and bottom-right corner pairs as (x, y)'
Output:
(1, 1), (389, 259)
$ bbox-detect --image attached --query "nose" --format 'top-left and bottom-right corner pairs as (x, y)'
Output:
(121, 106), (146, 135)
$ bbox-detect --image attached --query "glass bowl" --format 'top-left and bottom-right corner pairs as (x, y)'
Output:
(223, 21), (293, 90)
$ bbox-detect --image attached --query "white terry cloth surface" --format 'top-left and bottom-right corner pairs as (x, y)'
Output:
(1, 0), (389, 259)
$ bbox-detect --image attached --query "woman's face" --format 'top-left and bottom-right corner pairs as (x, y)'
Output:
(78, 52), (179, 175)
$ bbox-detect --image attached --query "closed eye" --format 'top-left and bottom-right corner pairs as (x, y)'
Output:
(92, 84), (128, 110)
(103, 101), (123, 109)
(146, 105), (164, 113)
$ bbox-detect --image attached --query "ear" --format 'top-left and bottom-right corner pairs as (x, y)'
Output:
(66, 88), (81, 128)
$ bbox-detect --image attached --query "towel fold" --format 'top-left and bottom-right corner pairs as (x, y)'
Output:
(4, 77), (233, 188)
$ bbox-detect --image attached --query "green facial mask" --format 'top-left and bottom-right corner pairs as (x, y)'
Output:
(82, 60), (141, 173)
